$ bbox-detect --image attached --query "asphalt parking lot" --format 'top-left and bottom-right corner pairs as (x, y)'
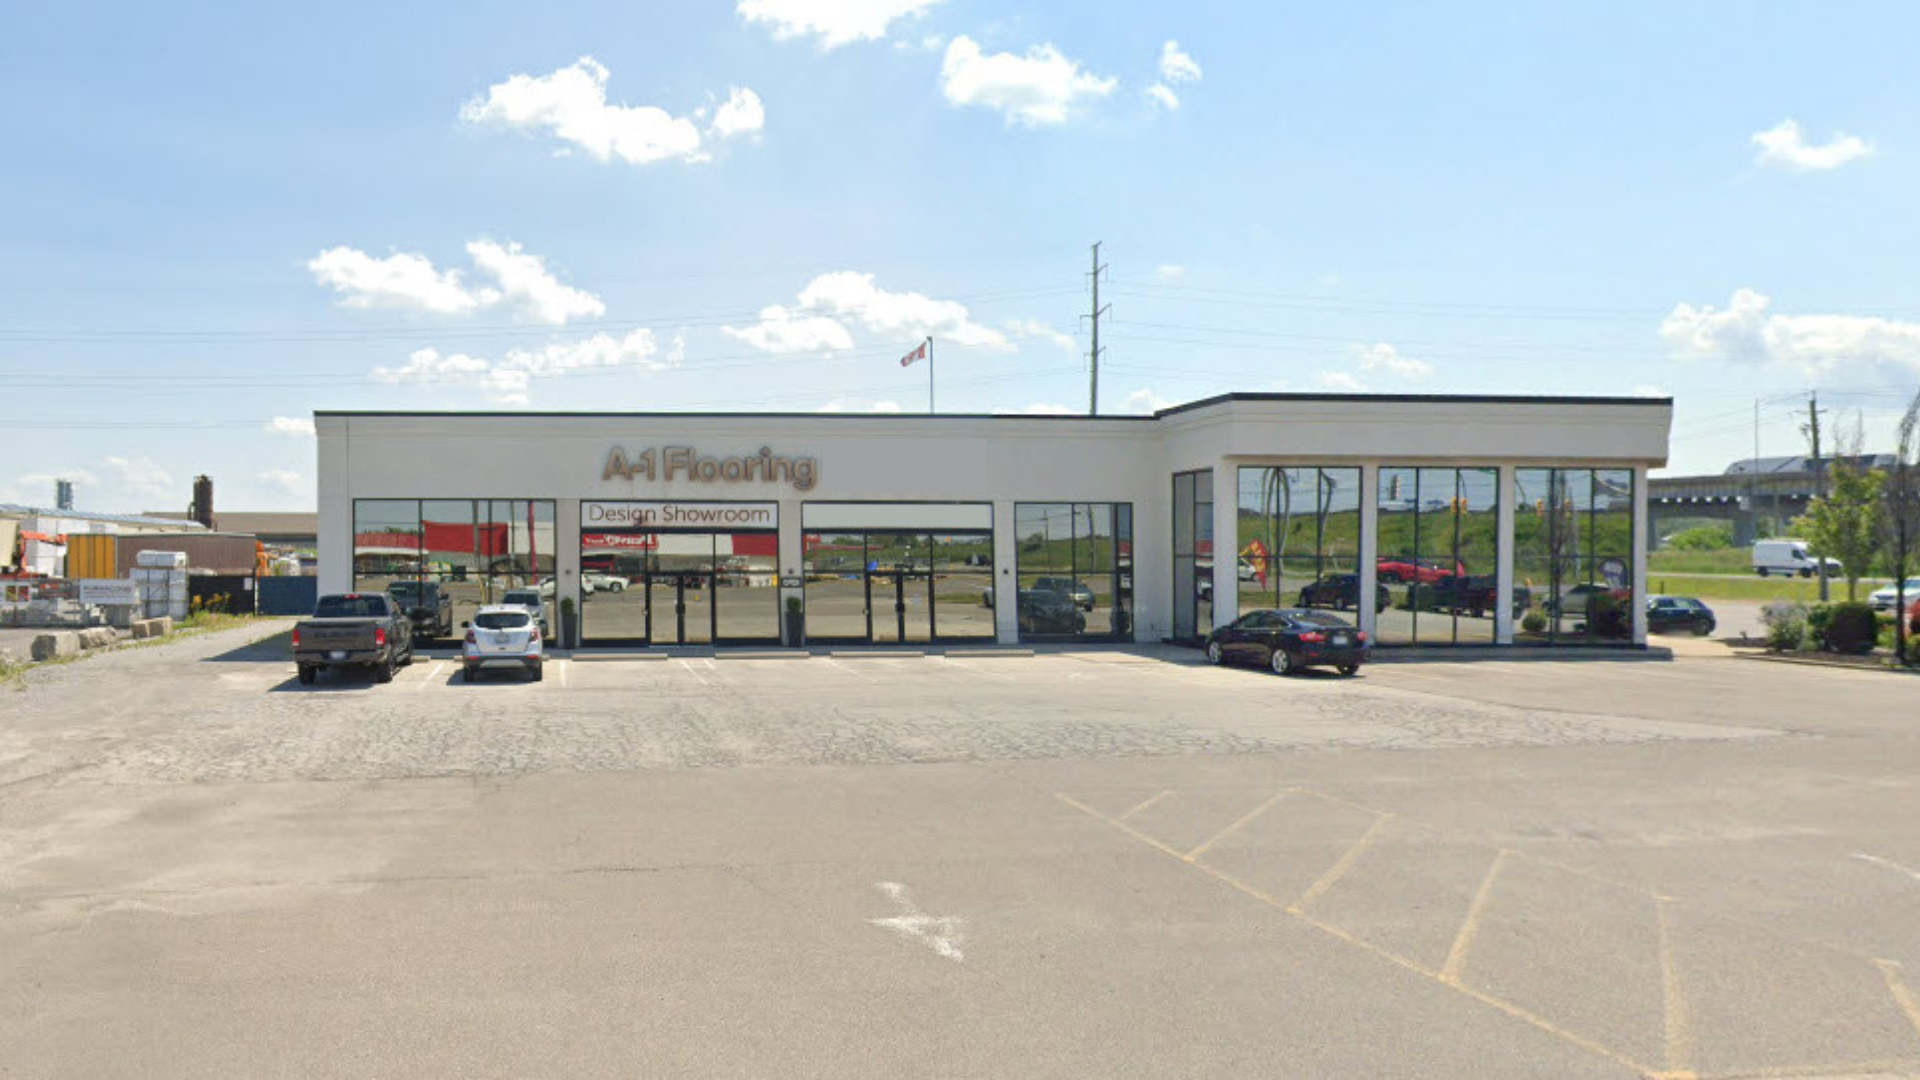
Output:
(5, 622), (1920, 1079)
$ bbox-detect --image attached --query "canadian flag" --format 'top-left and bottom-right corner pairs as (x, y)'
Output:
(899, 340), (928, 367)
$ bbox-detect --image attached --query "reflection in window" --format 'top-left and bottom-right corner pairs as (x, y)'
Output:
(1014, 503), (1133, 641)
(1375, 468), (1499, 645)
(800, 530), (994, 642)
(1514, 468), (1636, 644)
(353, 499), (556, 641)
(1236, 467), (1362, 618)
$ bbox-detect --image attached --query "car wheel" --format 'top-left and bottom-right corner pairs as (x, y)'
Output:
(1694, 619), (1713, 636)
(1755, 568), (1767, 578)
(1206, 641), (1224, 665)
(1269, 648), (1295, 676)
(530, 663), (543, 683)
(375, 655), (395, 684)
(297, 665), (316, 685)
(1337, 663), (1359, 677)
(462, 666), (476, 683)
(1800, 568), (1812, 578)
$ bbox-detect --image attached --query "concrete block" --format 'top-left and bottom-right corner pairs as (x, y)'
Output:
(30, 632), (80, 662)
(79, 628), (117, 650)
(152, 616), (173, 637)
(131, 618), (162, 640)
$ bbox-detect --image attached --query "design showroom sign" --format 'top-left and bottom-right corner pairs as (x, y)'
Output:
(583, 502), (778, 529)
(602, 445), (819, 491)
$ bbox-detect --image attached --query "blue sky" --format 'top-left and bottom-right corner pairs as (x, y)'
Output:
(4, 1), (1919, 512)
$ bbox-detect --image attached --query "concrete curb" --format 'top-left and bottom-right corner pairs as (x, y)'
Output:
(1734, 651), (1917, 675)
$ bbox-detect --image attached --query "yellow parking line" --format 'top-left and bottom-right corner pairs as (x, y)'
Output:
(1185, 790), (1289, 862)
(1656, 897), (1694, 1079)
(1288, 812), (1393, 915)
(1117, 789), (1174, 822)
(1440, 849), (1510, 984)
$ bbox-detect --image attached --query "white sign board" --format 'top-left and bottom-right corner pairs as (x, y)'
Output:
(79, 579), (140, 606)
(582, 502), (778, 529)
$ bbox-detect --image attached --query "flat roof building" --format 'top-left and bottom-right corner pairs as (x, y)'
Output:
(317, 392), (1671, 649)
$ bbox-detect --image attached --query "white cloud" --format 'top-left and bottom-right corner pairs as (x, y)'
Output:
(463, 240), (605, 324)
(309, 240), (603, 325)
(308, 247), (497, 315)
(1119, 388), (1172, 414)
(940, 36), (1117, 127)
(739, 0), (939, 49)
(1660, 288), (1920, 378)
(1159, 40), (1202, 84)
(798, 270), (1009, 348)
(373, 329), (666, 404)
(1751, 119), (1873, 172)
(1146, 83), (1178, 111)
(721, 305), (856, 353)
(101, 456), (174, 500)
(819, 398), (905, 413)
(266, 416), (316, 436)
(993, 402), (1078, 415)
(461, 57), (758, 167)
(1006, 318), (1075, 352)
(1154, 264), (1185, 280)
(1349, 342), (1434, 381)
(1317, 371), (1366, 391)
(708, 87), (765, 139)
(1631, 385), (1671, 398)
(257, 469), (302, 496)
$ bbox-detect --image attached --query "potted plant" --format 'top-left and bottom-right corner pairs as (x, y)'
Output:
(784, 594), (805, 647)
(559, 595), (577, 650)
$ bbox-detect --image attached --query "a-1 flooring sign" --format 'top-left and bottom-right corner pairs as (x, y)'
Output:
(602, 445), (819, 491)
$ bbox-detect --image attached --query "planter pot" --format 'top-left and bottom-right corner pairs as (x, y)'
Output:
(784, 610), (805, 647)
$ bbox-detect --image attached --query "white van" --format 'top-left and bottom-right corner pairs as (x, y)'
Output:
(1752, 539), (1842, 578)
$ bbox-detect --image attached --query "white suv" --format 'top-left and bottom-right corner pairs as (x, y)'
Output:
(462, 605), (544, 683)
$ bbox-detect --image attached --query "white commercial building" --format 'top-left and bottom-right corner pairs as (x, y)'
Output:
(316, 393), (1671, 648)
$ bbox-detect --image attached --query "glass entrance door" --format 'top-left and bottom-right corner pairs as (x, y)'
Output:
(867, 571), (932, 644)
(645, 572), (714, 645)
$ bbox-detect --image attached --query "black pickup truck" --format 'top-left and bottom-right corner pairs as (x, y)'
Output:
(386, 580), (454, 638)
(292, 593), (415, 685)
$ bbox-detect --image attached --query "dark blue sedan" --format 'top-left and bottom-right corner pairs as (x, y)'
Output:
(1206, 609), (1370, 676)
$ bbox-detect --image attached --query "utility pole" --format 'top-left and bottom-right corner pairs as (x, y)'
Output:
(1088, 242), (1109, 416)
(1749, 398), (1760, 543)
(1805, 391), (1829, 601)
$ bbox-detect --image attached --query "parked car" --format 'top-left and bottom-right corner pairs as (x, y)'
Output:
(1868, 578), (1920, 613)
(1032, 575), (1096, 611)
(1407, 575), (1516, 618)
(385, 580), (454, 638)
(1546, 583), (1627, 618)
(1647, 595), (1716, 636)
(500, 588), (551, 640)
(1375, 557), (1463, 585)
(1752, 539), (1842, 579)
(292, 592), (415, 685)
(1205, 608), (1369, 676)
(462, 604), (544, 682)
(1297, 574), (1390, 612)
(582, 571), (627, 593)
(1017, 589), (1086, 635)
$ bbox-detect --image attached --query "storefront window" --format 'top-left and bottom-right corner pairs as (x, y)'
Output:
(1375, 468), (1499, 645)
(580, 506), (779, 645)
(1171, 470), (1212, 640)
(1514, 468), (1636, 644)
(1013, 503), (1133, 641)
(798, 505), (995, 643)
(355, 499), (556, 642)
(1236, 467), (1362, 618)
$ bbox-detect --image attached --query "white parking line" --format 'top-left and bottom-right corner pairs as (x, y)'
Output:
(557, 659), (569, 688)
(819, 658), (873, 681)
(675, 658), (710, 685)
(940, 657), (1016, 682)
(413, 661), (446, 691)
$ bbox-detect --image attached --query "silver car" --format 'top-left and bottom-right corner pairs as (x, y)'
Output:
(462, 605), (544, 682)
(499, 588), (551, 640)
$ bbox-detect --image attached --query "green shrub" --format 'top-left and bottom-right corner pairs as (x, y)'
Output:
(1665, 523), (1735, 551)
(1824, 602), (1878, 655)
(1908, 635), (1920, 667)
(1805, 604), (1836, 651)
(1521, 609), (1547, 634)
(1760, 601), (1809, 652)
(1588, 592), (1630, 639)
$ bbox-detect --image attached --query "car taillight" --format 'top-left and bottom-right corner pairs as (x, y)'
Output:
(374, 627), (386, 647)
(291, 628), (301, 648)
(1356, 630), (1369, 642)
(1298, 631), (1326, 643)
(465, 629), (476, 644)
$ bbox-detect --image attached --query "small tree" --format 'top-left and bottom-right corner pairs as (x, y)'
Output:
(1791, 417), (1885, 602)
(1882, 389), (1920, 665)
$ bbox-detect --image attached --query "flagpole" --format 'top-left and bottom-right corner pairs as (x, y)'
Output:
(926, 336), (935, 414)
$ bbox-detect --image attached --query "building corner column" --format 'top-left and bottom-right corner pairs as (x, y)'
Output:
(1495, 465), (1517, 645)
(779, 499), (805, 643)
(1212, 464), (1236, 633)
(992, 500), (1018, 644)
(1632, 466), (1650, 647)
(555, 499), (582, 645)
(1357, 464), (1379, 638)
